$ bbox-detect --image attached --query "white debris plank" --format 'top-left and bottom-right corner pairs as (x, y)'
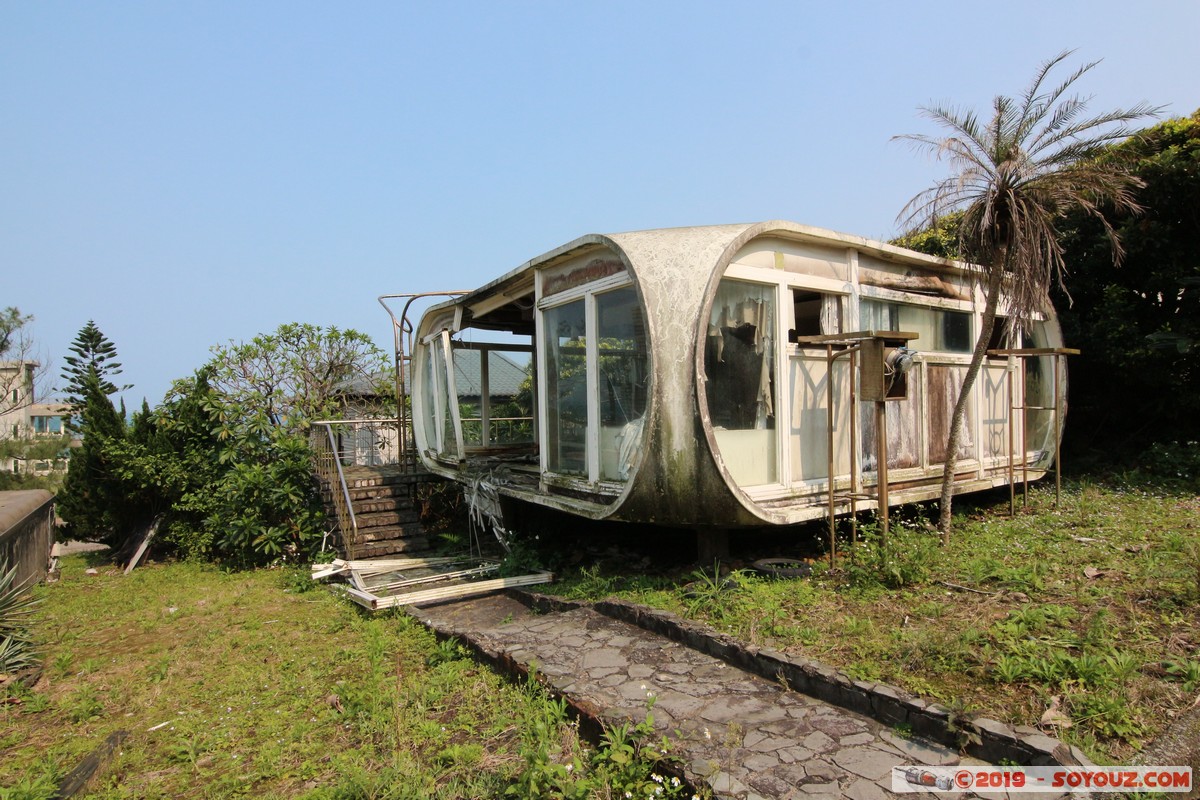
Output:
(361, 564), (501, 594)
(352, 572), (554, 610)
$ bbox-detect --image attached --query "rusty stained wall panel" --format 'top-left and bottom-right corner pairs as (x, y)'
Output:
(927, 364), (976, 464)
(858, 365), (923, 472)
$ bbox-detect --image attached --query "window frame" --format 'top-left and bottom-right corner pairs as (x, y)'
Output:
(535, 272), (640, 486)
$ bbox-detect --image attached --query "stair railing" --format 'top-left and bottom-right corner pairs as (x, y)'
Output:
(309, 420), (362, 560)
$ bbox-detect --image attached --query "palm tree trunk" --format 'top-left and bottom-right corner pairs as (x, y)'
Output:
(936, 263), (1007, 541)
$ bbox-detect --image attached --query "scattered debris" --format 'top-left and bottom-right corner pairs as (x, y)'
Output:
(750, 558), (813, 579)
(312, 556), (552, 611)
(146, 720), (172, 732)
(1083, 566), (1107, 579)
(1040, 695), (1073, 731)
(123, 515), (163, 574)
(938, 580), (996, 596)
(56, 730), (128, 798)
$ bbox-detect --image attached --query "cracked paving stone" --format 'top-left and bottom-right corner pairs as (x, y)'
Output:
(803, 730), (837, 753)
(845, 777), (891, 800)
(618, 682), (658, 701)
(777, 745), (815, 764)
(742, 752), (780, 772)
(841, 732), (877, 747)
(803, 760), (841, 782)
(651, 690), (706, 717)
(742, 730), (771, 750)
(811, 713), (870, 739)
(833, 747), (899, 781)
(710, 771), (752, 796)
(579, 648), (625, 669)
(880, 731), (960, 766)
(700, 695), (789, 725)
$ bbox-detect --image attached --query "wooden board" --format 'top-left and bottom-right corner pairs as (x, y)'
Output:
(342, 572), (554, 610)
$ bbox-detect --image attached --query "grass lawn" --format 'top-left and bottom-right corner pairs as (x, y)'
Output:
(1, 555), (699, 799)
(549, 478), (1200, 764)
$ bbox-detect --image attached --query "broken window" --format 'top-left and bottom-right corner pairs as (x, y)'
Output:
(597, 286), (648, 481)
(706, 278), (778, 486)
(543, 300), (588, 475)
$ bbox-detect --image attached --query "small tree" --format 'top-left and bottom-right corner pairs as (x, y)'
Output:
(60, 320), (128, 414)
(895, 52), (1158, 539)
(207, 323), (390, 428)
(56, 373), (133, 545)
(1, 307), (40, 418)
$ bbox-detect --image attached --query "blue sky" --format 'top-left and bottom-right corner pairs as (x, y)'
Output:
(4, 1), (1198, 408)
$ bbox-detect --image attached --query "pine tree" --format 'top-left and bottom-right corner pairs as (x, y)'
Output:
(60, 320), (128, 412)
(56, 372), (131, 544)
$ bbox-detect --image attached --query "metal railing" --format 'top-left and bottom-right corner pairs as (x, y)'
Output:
(310, 419), (406, 558)
(460, 416), (535, 447)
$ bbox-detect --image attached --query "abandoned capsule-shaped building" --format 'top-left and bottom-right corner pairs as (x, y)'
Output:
(410, 221), (1066, 531)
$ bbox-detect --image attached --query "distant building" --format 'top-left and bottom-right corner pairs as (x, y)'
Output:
(0, 360), (74, 475)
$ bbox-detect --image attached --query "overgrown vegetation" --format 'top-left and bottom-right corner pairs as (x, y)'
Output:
(0, 559), (39, 677)
(0, 556), (703, 798)
(550, 479), (1200, 763)
(899, 109), (1200, 468)
(895, 52), (1158, 537)
(1055, 110), (1200, 460)
(56, 323), (390, 565)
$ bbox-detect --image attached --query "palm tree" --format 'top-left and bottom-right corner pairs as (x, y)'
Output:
(895, 52), (1159, 541)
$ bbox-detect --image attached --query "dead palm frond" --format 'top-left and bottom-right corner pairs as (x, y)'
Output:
(894, 51), (1160, 538)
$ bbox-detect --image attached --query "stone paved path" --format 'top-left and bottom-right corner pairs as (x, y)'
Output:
(415, 593), (1019, 800)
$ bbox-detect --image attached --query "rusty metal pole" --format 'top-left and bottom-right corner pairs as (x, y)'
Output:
(876, 399), (889, 546)
(1021, 357), (1030, 508)
(1054, 353), (1063, 508)
(826, 344), (837, 570)
(849, 349), (859, 561)
(1007, 359), (1015, 517)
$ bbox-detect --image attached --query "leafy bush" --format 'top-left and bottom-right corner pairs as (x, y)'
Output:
(505, 686), (697, 799)
(844, 519), (940, 590)
(57, 323), (387, 566)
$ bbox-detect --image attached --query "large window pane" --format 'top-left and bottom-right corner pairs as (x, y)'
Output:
(705, 279), (777, 485)
(597, 287), (648, 480)
(544, 300), (587, 475)
(431, 342), (458, 458)
(487, 350), (534, 445)
(861, 299), (972, 353)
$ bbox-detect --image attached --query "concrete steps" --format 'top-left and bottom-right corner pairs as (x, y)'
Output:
(317, 465), (444, 558)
